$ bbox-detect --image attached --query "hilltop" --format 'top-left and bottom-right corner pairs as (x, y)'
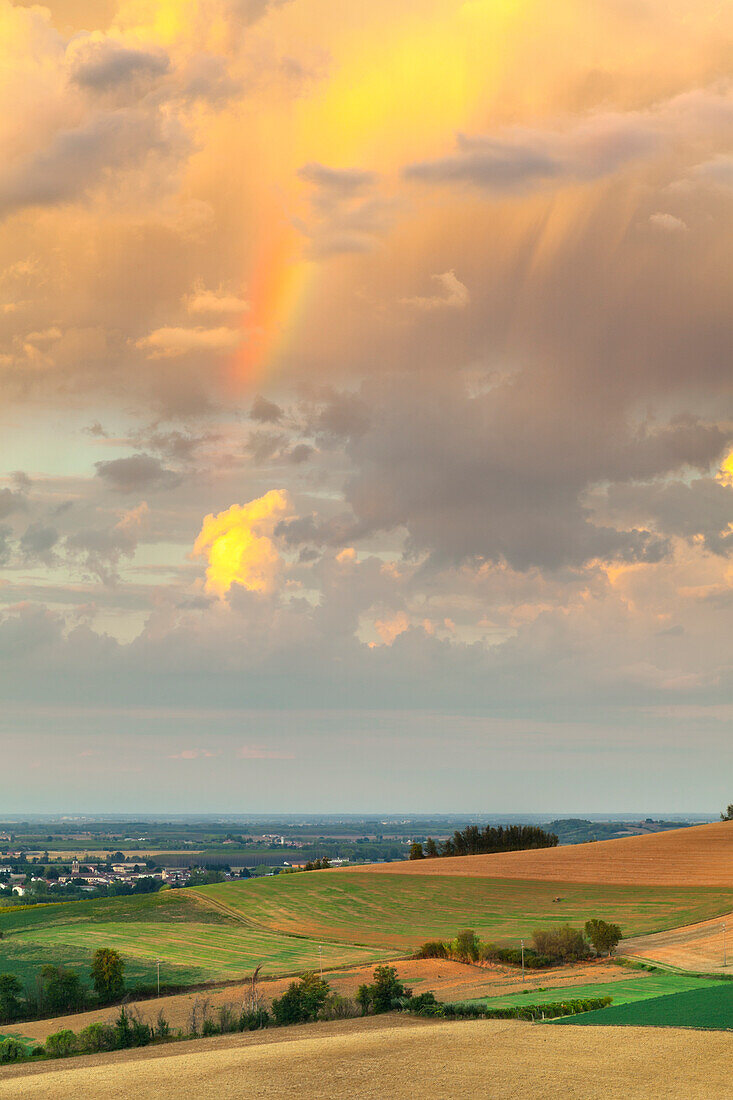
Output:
(354, 821), (733, 886)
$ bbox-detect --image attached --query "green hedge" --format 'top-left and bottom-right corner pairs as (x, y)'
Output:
(403, 992), (613, 1021)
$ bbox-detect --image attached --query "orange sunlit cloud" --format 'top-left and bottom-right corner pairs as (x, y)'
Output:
(191, 490), (291, 598)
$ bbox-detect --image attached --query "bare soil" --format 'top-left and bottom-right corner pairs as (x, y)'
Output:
(2, 1014), (732, 1099)
(355, 821), (733, 885)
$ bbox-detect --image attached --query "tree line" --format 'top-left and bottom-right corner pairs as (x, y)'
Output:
(0, 948), (128, 1026)
(409, 823), (558, 860)
(415, 920), (622, 966)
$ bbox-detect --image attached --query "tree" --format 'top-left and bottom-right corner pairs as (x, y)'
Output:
(721, 805), (733, 822)
(585, 919), (622, 957)
(38, 965), (85, 1014)
(454, 928), (481, 962)
(91, 948), (125, 1003)
(424, 837), (438, 858)
(409, 842), (425, 860)
(356, 965), (411, 1015)
(0, 974), (23, 1024)
(271, 972), (330, 1025)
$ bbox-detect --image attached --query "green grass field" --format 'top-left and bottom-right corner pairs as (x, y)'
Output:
(1, 872), (731, 993)
(195, 874), (733, 949)
(464, 972), (729, 1009)
(558, 983), (733, 1029)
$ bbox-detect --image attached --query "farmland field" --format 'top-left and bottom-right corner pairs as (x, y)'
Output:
(195, 872), (733, 949)
(2, 1016), (733, 1099)
(361, 821), (733, 886)
(464, 971), (730, 1009)
(558, 983), (733, 1029)
(2, 864), (732, 990)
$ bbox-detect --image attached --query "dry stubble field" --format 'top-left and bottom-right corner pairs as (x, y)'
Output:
(360, 821), (733, 885)
(2, 1015), (733, 1100)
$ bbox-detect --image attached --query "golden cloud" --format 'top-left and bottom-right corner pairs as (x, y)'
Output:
(192, 490), (291, 597)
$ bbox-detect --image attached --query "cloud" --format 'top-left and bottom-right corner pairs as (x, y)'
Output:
(191, 490), (292, 597)
(649, 212), (688, 232)
(374, 611), (410, 645)
(95, 454), (180, 493)
(0, 109), (184, 219)
(237, 744), (295, 759)
(0, 488), (27, 520)
(185, 282), (249, 314)
(401, 270), (470, 310)
(135, 326), (243, 359)
(296, 161), (391, 257)
(67, 38), (170, 92)
(250, 394), (283, 422)
(19, 522), (59, 564)
(65, 502), (149, 585)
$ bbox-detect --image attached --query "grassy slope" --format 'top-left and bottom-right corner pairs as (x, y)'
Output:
(196, 873), (733, 948)
(558, 983), (733, 1029)
(2, 858), (731, 990)
(464, 972), (729, 1009)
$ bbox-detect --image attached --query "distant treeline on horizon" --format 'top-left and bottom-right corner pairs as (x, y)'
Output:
(415, 824), (558, 860)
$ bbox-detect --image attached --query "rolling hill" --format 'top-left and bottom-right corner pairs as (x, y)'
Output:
(355, 821), (733, 886)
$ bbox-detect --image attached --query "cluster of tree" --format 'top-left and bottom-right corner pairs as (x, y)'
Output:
(414, 920), (622, 968)
(282, 858), (331, 874)
(0, 948), (125, 1025)
(409, 824), (558, 861)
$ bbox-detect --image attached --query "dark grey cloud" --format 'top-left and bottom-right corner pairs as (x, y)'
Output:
(69, 41), (170, 92)
(332, 378), (725, 571)
(19, 522), (59, 563)
(250, 394), (283, 422)
(604, 477), (733, 555)
(94, 453), (180, 493)
(0, 488), (27, 520)
(0, 109), (184, 218)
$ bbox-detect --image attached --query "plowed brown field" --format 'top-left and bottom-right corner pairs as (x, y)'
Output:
(624, 908), (733, 972)
(354, 821), (733, 886)
(2, 1015), (732, 1099)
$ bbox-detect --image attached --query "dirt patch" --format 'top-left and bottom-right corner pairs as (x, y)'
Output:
(1, 1014), (732, 1099)
(351, 821), (733, 886)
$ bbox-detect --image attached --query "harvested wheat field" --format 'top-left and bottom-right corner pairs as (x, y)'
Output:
(0, 957), (628, 1043)
(358, 821), (733, 886)
(2, 1015), (733, 1099)
(624, 909), (733, 972)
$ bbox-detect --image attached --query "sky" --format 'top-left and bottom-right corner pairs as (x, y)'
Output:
(1, 0), (732, 814)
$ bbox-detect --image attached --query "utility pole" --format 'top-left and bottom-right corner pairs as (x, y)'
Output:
(157, 959), (160, 997)
(521, 939), (525, 983)
(319, 944), (323, 978)
(724, 923), (727, 968)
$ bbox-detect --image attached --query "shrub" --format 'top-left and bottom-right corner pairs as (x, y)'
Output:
(481, 945), (554, 969)
(238, 1008), (271, 1031)
(154, 1011), (171, 1039)
(0, 973), (23, 1023)
(356, 966), (412, 1015)
(319, 994), (359, 1020)
(45, 1029), (78, 1059)
(202, 1018), (219, 1037)
(272, 973), (331, 1025)
(415, 940), (448, 959)
(404, 995), (612, 1021)
(531, 925), (589, 962)
(77, 1023), (117, 1054)
(217, 1005), (238, 1034)
(0, 1037), (27, 1063)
